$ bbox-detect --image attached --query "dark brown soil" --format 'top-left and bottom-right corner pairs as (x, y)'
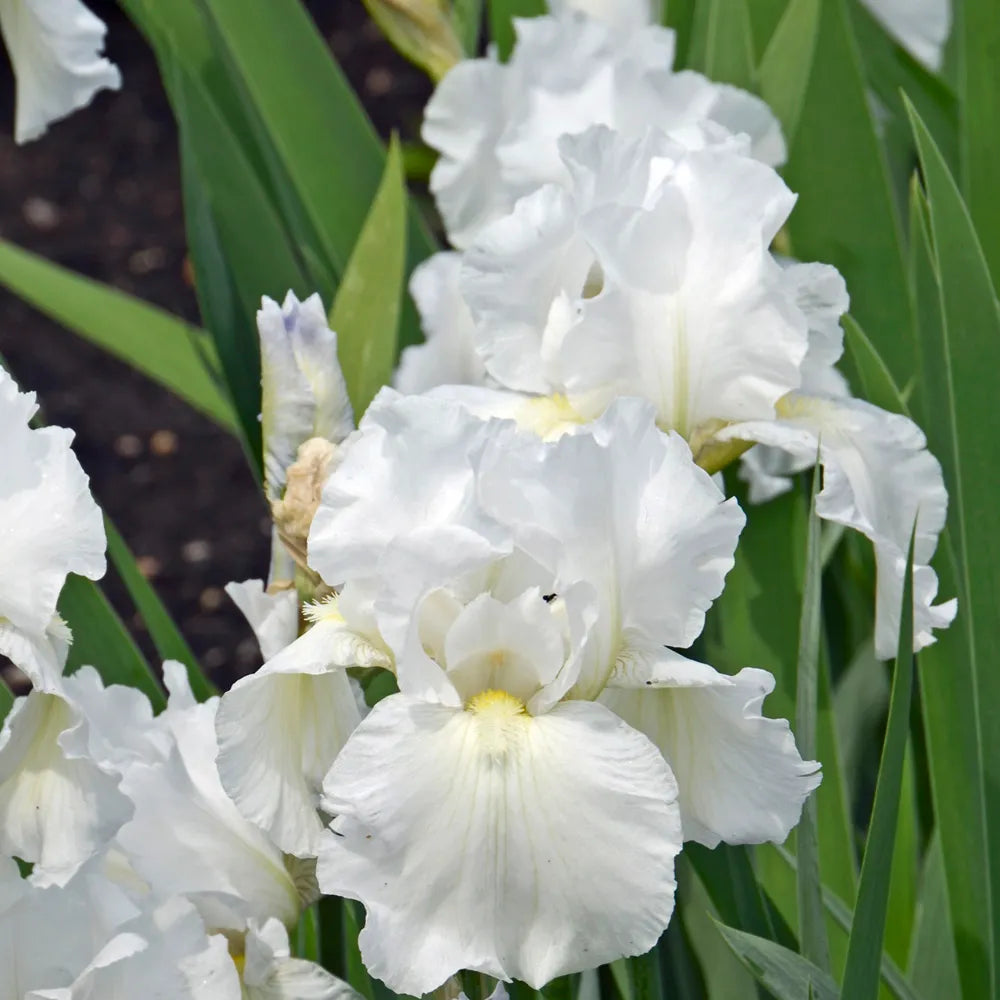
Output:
(0, 1), (430, 691)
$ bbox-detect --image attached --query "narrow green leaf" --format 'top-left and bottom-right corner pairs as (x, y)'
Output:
(178, 126), (261, 474)
(606, 960), (632, 1000)
(294, 904), (320, 962)
(684, 842), (793, 947)
(907, 832), (962, 999)
(658, 907), (710, 1000)
(959, 0), (1000, 285)
(770, 845), (923, 1000)
(840, 532), (916, 999)
(884, 745), (919, 969)
(0, 239), (235, 432)
(488, 0), (545, 61)
(171, 60), (317, 460)
(782, 0), (915, 387)
(198, 0), (437, 316)
(0, 679), (14, 724)
(343, 900), (375, 1000)
(58, 576), (165, 711)
(796, 462), (830, 972)
(331, 137), (408, 418)
(908, 97), (1000, 999)
(317, 895), (345, 979)
(716, 923), (839, 1000)
(625, 948), (662, 1000)
(687, 0), (756, 90)
(676, 864), (753, 999)
(453, 0), (485, 54)
(842, 314), (909, 415)
(105, 520), (215, 702)
(847, 2), (958, 176)
(663, 0), (696, 65)
(745, 0), (792, 59)
(757, 0), (821, 143)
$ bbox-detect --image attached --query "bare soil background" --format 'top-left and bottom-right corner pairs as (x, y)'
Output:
(0, 1), (430, 689)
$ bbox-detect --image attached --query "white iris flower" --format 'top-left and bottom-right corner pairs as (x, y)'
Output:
(422, 10), (784, 249)
(0, 0), (121, 143)
(230, 390), (821, 993)
(451, 125), (955, 658)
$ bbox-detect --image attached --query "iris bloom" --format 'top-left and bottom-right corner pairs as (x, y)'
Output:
(0, 0), (121, 143)
(230, 391), (819, 992)
(445, 125), (954, 658)
(422, 8), (784, 250)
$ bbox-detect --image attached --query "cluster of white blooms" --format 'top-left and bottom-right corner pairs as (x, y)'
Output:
(0, 369), (350, 996)
(399, 1), (956, 662)
(0, 0), (958, 994)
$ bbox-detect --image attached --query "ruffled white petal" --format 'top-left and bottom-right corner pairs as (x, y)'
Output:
(29, 896), (241, 1000)
(724, 394), (956, 657)
(259, 292), (354, 503)
(602, 647), (820, 846)
(117, 679), (301, 934)
(317, 695), (681, 993)
(462, 128), (807, 439)
(423, 13), (783, 247)
(0, 369), (105, 638)
(0, 854), (139, 997)
(480, 399), (745, 696)
(424, 57), (514, 249)
(0, 0), (121, 143)
(546, 0), (659, 32)
(394, 252), (490, 393)
(216, 612), (374, 856)
(860, 0), (951, 70)
(243, 918), (360, 1000)
(308, 390), (508, 586)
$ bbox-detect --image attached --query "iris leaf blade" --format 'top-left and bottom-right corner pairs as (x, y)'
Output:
(840, 531), (916, 998)
(0, 238), (235, 433)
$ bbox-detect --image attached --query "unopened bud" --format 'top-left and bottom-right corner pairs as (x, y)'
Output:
(362, 0), (463, 82)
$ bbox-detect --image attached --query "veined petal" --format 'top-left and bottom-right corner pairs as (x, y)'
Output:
(0, 0), (121, 143)
(243, 918), (360, 1000)
(0, 688), (131, 886)
(216, 614), (374, 856)
(724, 393), (956, 657)
(394, 253), (490, 393)
(317, 695), (681, 993)
(603, 646), (820, 846)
